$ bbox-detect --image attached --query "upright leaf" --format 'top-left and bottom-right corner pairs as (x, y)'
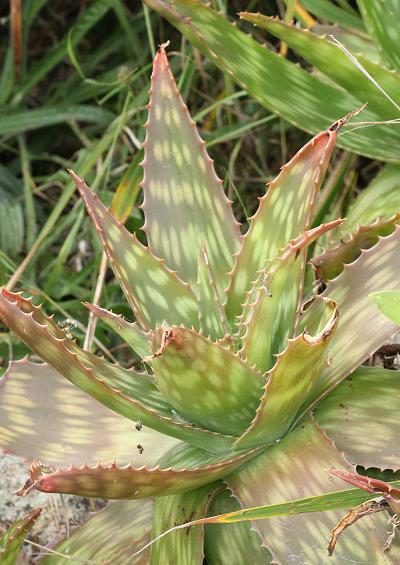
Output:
(70, 170), (198, 330)
(150, 326), (265, 435)
(235, 299), (338, 450)
(141, 45), (240, 288)
(197, 243), (230, 340)
(150, 483), (221, 565)
(226, 129), (336, 321)
(239, 220), (342, 372)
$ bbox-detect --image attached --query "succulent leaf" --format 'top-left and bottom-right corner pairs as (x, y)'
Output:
(18, 443), (259, 499)
(0, 360), (179, 466)
(0, 508), (41, 565)
(70, 170), (198, 330)
(83, 302), (152, 358)
(150, 483), (221, 564)
(358, 0), (400, 69)
(234, 298), (338, 450)
(149, 326), (265, 435)
(227, 418), (394, 563)
(0, 288), (235, 453)
(239, 220), (343, 372)
(370, 290), (400, 324)
(204, 490), (273, 564)
(141, 45), (240, 290)
(197, 243), (230, 340)
(344, 164), (400, 231)
(144, 0), (400, 162)
(242, 14), (400, 120)
(226, 128), (336, 322)
(40, 500), (153, 564)
(300, 225), (400, 406)
(312, 215), (399, 282)
(316, 366), (400, 471)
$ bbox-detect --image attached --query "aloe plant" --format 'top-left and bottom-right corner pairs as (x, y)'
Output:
(1, 46), (400, 564)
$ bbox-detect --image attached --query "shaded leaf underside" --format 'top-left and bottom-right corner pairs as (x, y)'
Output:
(0, 288), (235, 453)
(227, 418), (399, 564)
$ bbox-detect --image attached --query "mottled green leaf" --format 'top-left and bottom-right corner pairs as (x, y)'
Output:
(302, 0), (365, 31)
(226, 129), (336, 321)
(145, 0), (400, 162)
(204, 490), (273, 564)
(300, 225), (400, 407)
(311, 24), (381, 63)
(345, 164), (400, 231)
(83, 302), (152, 358)
(0, 360), (178, 466)
(358, 0), (400, 69)
(370, 290), (400, 324)
(242, 14), (400, 120)
(150, 483), (220, 565)
(0, 508), (41, 565)
(20, 442), (258, 499)
(197, 243), (230, 340)
(235, 298), (338, 450)
(150, 326), (265, 435)
(227, 418), (396, 564)
(239, 220), (342, 372)
(70, 170), (198, 330)
(312, 215), (399, 282)
(142, 46), (240, 289)
(317, 366), (400, 471)
(41, 500), (153, 564)
(0, 288), (235, 453)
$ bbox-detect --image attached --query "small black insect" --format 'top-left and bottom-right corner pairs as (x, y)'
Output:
(135, 419), (142, 431)
(137, 443), (144, 454)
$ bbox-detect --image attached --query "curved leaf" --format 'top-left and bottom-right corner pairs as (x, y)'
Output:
(345, 164), (400, 231)
(238, 220), (342, 372)
(41, 500), (153, 564)
(70, 170), (198, 330)
(300, 225), (400, 408)
(141, 46), (240, 288)
(242, 14), (400, 120)
(150, 326), (265, 436)
(227, 418), (395, 563)
(0, 508), (41, 565)
(18, 443), (259, 500)
(0, 288), (235, 453)
(316, 366), (400, 470)
(234, 298), (338, 450)
(0, 360), (179, 467)
(226, 128), (336, 321)
(145, 0), (400, 162)
(358, 0), (400, 69)
(83, 302), (152, 358)
(150, 483), (221, 565)
(311, 215), (399, 282)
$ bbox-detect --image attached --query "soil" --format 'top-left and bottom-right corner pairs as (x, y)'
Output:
(0, 454), (105, 563)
